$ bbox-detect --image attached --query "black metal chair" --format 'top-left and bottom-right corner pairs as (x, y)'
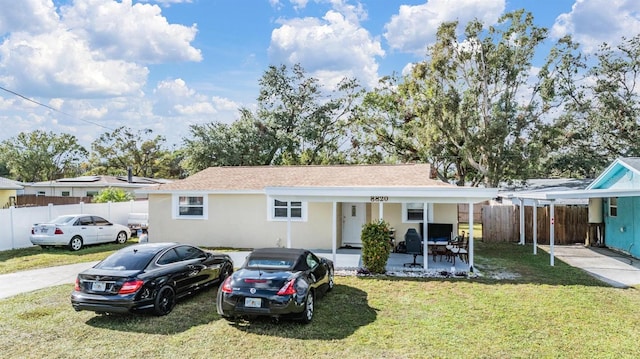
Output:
(403, 228), (423, 267)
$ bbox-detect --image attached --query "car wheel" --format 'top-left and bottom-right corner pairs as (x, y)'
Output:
(300, 291), (314, 324)
(115, 231), (127, 244)
(153, 285), (176, 316)
(327, 269), (334, 292)
(68, 236), (83, 251)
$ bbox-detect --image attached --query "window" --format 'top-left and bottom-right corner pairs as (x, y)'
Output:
(609, 197), (618, 217)
(270, 199), (306, 221)
(173, 194), (208, 219)
(86, 191), (99, 197)
(37, 191), (46, 196)
(306, 253), (319, 269)
(403, 203), (424, 222)
(93, 216), (110, 226)
(61, 191), (70, 197)
(76, 216), (94, 226)
(175, 246), (206, 260)
(157, 249), (180, 265)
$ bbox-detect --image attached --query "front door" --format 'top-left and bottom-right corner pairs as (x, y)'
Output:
(342, 203), (365, 247)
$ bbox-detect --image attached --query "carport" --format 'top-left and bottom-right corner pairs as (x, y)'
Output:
(510, 188), (640, 266)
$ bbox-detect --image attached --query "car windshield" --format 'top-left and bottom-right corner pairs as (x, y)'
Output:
(245, 258), (295, 269)
(96, 248), (156, 271)
(51, 216), (76, 225)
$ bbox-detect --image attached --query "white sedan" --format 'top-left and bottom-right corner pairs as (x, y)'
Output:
(30, 214), (131, 251)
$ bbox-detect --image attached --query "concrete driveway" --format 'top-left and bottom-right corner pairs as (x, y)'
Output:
(539, 244), (640, 288)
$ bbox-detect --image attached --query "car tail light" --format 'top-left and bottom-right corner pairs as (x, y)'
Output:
(277, 279), (296, 296)
(220, 277), (233, 293)
(244, 278), (267, 283)
(31, 228), (35, 235)
(54, 228), (64, 235)
(74, 277), (81, 291)
(119, 280), (143, 294)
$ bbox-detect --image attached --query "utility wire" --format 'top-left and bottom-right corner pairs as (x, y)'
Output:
(0, 85), (115, 131)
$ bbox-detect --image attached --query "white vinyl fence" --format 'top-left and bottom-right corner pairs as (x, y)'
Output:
(0, 200), (148, 251)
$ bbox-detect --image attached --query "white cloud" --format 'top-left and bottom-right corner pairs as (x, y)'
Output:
(269, 9), (384, 88)
(0, 29), (148, 97)
(60, 0), (201, 63)
(551, 0), (640, 53)
(0, 0), (202, 100)
(0, 0), (59, 35)
(153, 79), (239, 120)
(384, 0), (505, 55)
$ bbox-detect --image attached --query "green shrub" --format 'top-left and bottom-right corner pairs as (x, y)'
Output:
(360, 220), (392, 274)
(93, 187), (134, 203)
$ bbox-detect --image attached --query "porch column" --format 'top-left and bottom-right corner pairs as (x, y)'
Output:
(550, 202), (555, 266)
(378, 202), (384, 221)
(423, 202), (428, 269)
(468, 201), (474, 272)
(286, 207), (292, 248)
(332, 202), (337, 265)
(533, 200), (538, 255)
(519, 198), (525, 245)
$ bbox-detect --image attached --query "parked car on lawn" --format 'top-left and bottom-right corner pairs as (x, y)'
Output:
(216, 247), (334, 323)
(71, 242), (234, 316)
(30, 214), (131, 251)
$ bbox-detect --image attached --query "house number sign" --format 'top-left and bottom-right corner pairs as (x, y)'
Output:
(370, 196), (389, 202)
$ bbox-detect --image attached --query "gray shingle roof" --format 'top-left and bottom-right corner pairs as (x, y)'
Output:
(149, 164), (451, 191)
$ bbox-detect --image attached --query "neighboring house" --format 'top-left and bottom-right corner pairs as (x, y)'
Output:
(511, 157), (640, 261)
(138, 164), (497, 268)
(0, 177), (23, 209)
(23, 175), (171, 200)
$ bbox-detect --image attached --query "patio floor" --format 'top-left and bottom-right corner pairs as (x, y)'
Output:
(312, 248), (471, 273)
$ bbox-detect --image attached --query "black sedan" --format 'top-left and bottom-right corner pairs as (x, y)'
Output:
(71, 242), (233, 316)
(216, 247), (334, 323)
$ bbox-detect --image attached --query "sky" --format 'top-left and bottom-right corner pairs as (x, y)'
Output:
(1, 0), (640, 149)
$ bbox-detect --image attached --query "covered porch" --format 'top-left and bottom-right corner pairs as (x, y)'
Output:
(265, 186), (498, 272)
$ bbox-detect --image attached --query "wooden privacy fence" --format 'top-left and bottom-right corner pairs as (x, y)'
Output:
(15, 194), (93, 207)
(481, 204), (589, 245)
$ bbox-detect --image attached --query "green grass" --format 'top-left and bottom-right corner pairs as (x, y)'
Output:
(0, 242), (249, 275)
(1, 242), (639, 358)
(0, 241), (142, 275)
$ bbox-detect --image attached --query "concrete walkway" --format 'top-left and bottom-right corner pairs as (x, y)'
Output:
(1, 245), (639, 300)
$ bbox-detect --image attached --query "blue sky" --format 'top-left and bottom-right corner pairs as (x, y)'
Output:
(1, 0), (638, 148)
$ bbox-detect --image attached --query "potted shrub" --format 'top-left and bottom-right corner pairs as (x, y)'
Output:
(360, 220), (392, 274)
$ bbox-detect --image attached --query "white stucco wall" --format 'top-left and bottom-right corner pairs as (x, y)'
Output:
(149, 193), (336, 249)
(149, 193), (462, 249)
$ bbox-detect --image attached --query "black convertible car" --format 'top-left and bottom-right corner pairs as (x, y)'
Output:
(216, 247), (334, 323)
(71, 242), (233, 316)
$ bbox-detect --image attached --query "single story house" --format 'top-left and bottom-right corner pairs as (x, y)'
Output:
(23, 175), (170, 199)
(0, 177), (23, 209)
(138, 164), (498, 269)
(510, 157), (640, 263)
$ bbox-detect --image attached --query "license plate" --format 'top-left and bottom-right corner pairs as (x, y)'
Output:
(92, 282), (106, 291)
(38, 227), (49, 234)
(244, 297), (261, 308)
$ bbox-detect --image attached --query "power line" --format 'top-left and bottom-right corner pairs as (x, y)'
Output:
(0, 85), (115, 131)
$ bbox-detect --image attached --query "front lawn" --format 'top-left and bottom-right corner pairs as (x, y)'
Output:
(1, 242), (639, 358)
(0, 241), (139, 275)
